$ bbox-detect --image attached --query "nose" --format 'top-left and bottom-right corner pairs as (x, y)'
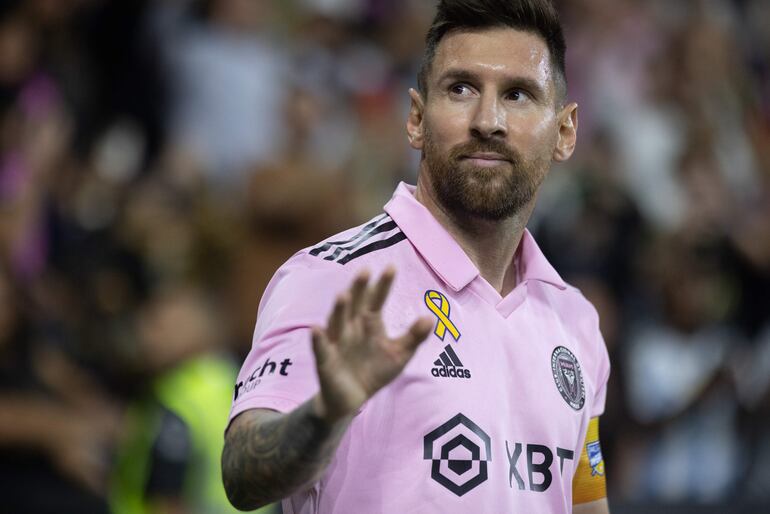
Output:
(470, 93), (507, 140)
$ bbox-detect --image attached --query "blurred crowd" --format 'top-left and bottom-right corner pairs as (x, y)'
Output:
(0, 0), (767, 512)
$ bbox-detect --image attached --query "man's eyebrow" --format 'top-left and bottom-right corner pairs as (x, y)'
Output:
(437, 68), (548, 99)
(437, 69), (482, 85)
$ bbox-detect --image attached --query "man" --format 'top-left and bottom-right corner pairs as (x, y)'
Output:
(222, 1), (611, 513)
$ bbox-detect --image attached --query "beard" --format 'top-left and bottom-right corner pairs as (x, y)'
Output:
(423, 130), (548, 221)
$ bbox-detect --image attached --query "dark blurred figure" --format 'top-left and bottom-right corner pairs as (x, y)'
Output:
(0, 2), (118, 511)
(0, 268), (119, 513)
(621, 236), (743, 502)
(227, 165), (355, 356)
(108, 284), (263, 514)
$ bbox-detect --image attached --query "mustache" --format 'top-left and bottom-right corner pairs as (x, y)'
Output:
(448, 139), (520, 163)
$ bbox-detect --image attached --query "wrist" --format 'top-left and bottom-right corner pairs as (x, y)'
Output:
(310, 394), (353, 427)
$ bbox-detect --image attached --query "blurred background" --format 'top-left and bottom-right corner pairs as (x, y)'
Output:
(0, 0), (767, 512)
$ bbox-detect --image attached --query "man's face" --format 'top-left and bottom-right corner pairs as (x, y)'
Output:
(411, 28), (574, 221)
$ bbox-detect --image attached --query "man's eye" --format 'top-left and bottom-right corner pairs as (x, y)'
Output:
(449, 84), (472, 96)
(507, 90), (527, 101)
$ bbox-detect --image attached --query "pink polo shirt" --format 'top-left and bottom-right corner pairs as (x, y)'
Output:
(229, 182), (610, 514)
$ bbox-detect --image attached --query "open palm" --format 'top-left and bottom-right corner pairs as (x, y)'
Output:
(311, 268), (433, 422)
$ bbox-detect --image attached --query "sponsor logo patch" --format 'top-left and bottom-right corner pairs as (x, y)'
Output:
(586, 440), (605, 476)
(505, 441), (575, 492)
(233, 356), (293, 401)
(431, 344), (471, 379)
(423, 414), (491, 496)
(551, 346), (585, 411)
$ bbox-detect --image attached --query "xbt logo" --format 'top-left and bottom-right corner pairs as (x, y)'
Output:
(233, 356), (293, 401)
(505, 441), (574, 492)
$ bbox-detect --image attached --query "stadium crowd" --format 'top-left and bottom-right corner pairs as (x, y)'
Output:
(0, 0), (767, 512)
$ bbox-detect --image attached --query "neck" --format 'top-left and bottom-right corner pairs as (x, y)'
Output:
(415, 173), (535, 297)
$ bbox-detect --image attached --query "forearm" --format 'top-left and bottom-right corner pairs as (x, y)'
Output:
(222, 396), (352, 511)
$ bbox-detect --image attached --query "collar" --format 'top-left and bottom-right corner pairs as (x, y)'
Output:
(384, 182), (567, 292)
(516, 228), (568, 290)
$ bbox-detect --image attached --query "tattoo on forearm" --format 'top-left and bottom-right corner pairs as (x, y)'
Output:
(222, 401), (348, 510)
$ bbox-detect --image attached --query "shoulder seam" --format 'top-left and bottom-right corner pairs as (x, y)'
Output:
(309, 213), (389, 256)
(308, 213), (406, 265)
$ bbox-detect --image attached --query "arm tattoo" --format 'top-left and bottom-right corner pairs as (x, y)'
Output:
(222, 400), (350, 510)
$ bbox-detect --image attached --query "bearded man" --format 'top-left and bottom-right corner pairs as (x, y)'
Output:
(222, 1), (610, 512)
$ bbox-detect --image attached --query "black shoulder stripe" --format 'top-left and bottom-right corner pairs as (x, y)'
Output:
(323, 221), (399, 261)
(338, 232), (408, 265)
(309, 213), (388, 257)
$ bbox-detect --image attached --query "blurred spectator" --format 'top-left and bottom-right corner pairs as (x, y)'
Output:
(622, 237), (743, 502)
(159, 0), (291, 191)
(109, 284), (273, 514)
(0, 266), (120, 514)
(227, 165), (355, 352)
(735, 325), (770, 501)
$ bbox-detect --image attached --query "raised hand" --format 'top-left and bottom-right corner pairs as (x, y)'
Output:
(223, 268), (432, 509)
(311, 268), (433, 422)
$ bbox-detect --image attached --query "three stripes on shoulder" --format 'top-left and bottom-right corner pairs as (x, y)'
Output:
(309, 213), (407, 265)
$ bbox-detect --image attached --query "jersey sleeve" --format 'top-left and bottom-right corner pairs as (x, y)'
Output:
(228, 259), (351, 423)
(587, 302), (611, 419)
(572, 417), (607, 504)
(591, 339), (610, 419)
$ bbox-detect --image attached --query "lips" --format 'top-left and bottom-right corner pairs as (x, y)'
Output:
(462, 152), (510, 162)
(460, 152), (512, 169)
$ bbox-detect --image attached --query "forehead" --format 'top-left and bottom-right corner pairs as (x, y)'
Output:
(431, 27), (553, 88)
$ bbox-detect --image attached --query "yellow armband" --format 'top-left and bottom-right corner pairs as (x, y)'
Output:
(572, 417), (607, 504)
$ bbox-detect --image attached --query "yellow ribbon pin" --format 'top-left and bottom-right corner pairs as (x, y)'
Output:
(424, 290), (461, 341)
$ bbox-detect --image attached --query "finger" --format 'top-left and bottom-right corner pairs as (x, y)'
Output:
(348, 270), (370, 319)
(327, 294), (348, 341)
(368, 267), (396, 312)
(395, 316), (433, 353)
(311, 327), (330, 366)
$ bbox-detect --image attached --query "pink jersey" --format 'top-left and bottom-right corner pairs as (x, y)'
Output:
(229, 183), (610, 514)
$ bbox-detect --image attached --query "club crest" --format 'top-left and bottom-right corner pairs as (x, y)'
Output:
(551, 346), (585, 411)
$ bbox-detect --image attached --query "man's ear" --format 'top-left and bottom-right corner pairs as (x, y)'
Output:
(553, 102), (578, 162)
(406, 88), (425, 150)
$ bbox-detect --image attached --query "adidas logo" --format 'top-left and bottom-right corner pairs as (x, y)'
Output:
(431, 344), (471, 379)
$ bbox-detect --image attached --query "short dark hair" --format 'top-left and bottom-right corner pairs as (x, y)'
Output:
(418, 0), (567, 102)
